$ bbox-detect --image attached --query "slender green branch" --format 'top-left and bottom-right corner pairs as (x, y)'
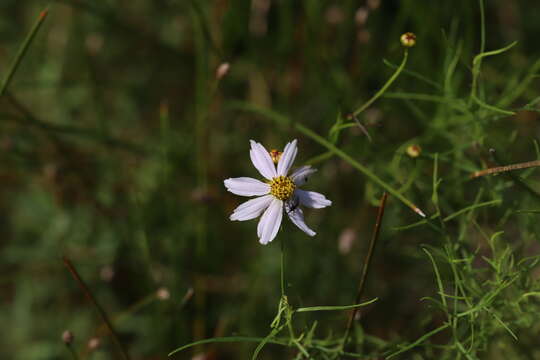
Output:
(251, 326), (283, 360)
(479, 0), (486, 59)
(386, 323), (451, 359)
(393, 199), (501, 231)
(353, 50), (408, 117)
(296, 123), (425, 217)
(383, 58), (441, 90)
(168, 335), (370, 358)
(0, 7), (49, 97)
(280, 237), (285, 297)
(228, 102), (426, 217)
(297, 298), (378, 313)
(470, 39), (517, 105)
(469, 0), (485, 104)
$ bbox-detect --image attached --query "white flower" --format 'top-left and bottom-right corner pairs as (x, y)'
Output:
(224, 139), (332, 245)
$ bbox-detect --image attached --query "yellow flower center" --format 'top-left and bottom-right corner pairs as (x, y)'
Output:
(269, 176), (295, 200)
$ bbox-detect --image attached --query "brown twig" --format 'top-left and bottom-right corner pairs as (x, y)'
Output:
(471, 159), (540, 178)
(63, 256), (130, 360)
(341, 192), (388, 351)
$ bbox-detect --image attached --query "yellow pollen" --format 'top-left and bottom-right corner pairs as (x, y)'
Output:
(269, 176), (295, 200)
(269, 149), (282, 164)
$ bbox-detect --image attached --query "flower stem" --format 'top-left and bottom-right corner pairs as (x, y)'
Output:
(229, 103), (426, 217)
(280, 237), (285, 297)
(65, 343), (80, 360)
(297, 123), (425, 217)
(352, 50), (408, 118)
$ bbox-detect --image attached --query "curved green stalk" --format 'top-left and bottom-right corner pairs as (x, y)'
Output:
(297, 297), (378, 313)
(352, 50), (409, 117)
(0, 7), (49, 97)
(228, 102), (426, 217)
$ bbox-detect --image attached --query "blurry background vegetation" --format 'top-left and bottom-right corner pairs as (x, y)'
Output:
(2, 0), (540, 359)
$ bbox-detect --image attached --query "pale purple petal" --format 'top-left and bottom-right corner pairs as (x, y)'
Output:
(250, 140), (277, 180)
(224, 177), (270, 197)
(230, 195), (273, 221)
(277, 139), (298, 176)
(258, 198), (283, 245)
(290, 165), (317, 186)
(286, 207), (316, 236)
(296, 189), (332, 208)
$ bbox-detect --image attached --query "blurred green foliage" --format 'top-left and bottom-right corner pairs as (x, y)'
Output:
(2, 0), (540, 359)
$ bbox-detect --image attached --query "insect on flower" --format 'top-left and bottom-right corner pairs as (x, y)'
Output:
(224, 139), (332, 245)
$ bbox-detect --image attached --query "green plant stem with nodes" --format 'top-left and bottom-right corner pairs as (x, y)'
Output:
(169, 233), (378, 359)
(229, 102), (425, 217)
(468, 0), (517, 116)
(263, 237), (310, 359)
(353, 50), (408, 118)
(0, 7), (49, 97)
(340, 193), (388, 356)
(329, 49), (409, 136)
(228, 48), (426, 218)
(63, 257), (131, 360)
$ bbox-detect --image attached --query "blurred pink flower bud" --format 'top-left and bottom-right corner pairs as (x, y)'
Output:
(338, 227), (357, 254)
(62, 330), (74, 344)
(216, 62), (230, 80)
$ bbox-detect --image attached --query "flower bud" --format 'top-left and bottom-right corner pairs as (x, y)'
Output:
(406, 144), (421, 158)
(269, 149), (282, 164)
(156, 287), (170, 301)
(355, 7), (369, 26)
(62, 330), (74, 345)
(216, 62), (230, 80)
(88, 337), (100, 351)
(400, 32), (416, 47)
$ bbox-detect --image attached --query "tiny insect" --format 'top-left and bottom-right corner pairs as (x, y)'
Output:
(285, 195), (300, 214)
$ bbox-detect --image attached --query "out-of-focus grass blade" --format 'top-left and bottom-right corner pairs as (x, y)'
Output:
(394, 199), (501, 231)
(297, 297), (378, 313)
(386, 323), (450, 359)
(0, 7), (49, 97)
(168, 336), (288, 357)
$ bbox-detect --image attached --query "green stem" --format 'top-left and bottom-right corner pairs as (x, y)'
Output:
(280, 237), (285, 297)
(469, 0), (486, 105)
(352, 50), (408, 117)
(0, 7), (49, 97)
(297, 123), (425, 217)
(65, 344), (80, 360)
(228, 102), (426, 217)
